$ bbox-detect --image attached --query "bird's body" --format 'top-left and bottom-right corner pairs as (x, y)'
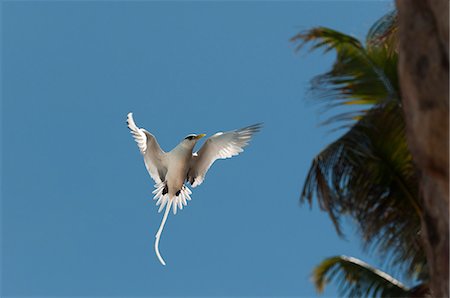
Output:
(165, 143), (193, 197)
(127, 112), (261, 265)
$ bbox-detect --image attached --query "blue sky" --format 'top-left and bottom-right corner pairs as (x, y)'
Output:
(2, 1), (395, 297)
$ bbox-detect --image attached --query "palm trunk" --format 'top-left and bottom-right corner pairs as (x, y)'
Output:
(395, 1), (449, 297)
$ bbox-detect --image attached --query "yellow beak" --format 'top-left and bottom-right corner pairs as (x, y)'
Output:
(195, 134), (206, 140)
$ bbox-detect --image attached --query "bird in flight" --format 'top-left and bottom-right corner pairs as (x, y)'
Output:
(127, 113), (261, 266)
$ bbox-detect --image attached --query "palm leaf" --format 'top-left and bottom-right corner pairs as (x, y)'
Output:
(366, 10), (398, 52)
(313, 255), (429, 297)
(291, 26), (398, 127)
(301, 104), (425, 278)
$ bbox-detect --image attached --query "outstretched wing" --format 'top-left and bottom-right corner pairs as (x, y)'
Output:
(187, 123), (262, 187)
(127, 113), (167, 183)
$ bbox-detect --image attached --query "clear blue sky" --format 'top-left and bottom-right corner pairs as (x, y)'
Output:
(2, 1), (395, 297)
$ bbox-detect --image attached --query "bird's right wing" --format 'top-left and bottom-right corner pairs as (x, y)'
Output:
(127, 113), (167, 184)
(187, 123), (262, 187)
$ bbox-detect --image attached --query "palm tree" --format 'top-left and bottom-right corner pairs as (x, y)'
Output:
(292, 11), (429, 296)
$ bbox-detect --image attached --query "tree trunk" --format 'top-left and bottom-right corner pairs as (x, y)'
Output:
(396, 1), (449, 297)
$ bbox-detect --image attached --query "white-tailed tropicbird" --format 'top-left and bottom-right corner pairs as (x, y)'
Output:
(127, 112), (261, 266)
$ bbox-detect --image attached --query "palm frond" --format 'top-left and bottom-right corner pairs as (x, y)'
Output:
(312, 255), (429, 297)
(292, 27), (363, 54)
(292, 26), (398, 128)
(366, 10), (398, 52)
(301, 104), (425, 278)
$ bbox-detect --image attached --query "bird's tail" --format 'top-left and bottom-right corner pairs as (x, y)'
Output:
(154, 199), (171, 266)
(152, 182), (193, 266)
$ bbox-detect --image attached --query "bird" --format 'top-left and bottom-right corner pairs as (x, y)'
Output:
(127, 112), (262, 266)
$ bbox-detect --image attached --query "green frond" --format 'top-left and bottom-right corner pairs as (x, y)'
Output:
(366, 10), (398, 51)
(344, 99), (379, 106)
(291, 27), (363, 54)
(301, 104), (426, 278)
(292, 25), (399, 128)
(312, 255), (429, 297)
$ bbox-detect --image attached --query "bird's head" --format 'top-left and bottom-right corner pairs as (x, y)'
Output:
(181, 133), (206, 148)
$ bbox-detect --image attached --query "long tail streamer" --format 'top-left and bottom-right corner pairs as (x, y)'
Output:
(155, 199), (171, 266)
(152, 182), (193, 266)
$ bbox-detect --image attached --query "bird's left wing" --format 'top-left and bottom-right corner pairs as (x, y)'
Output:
(187, 123), (262, 187)
(127, 113), (167, 184)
